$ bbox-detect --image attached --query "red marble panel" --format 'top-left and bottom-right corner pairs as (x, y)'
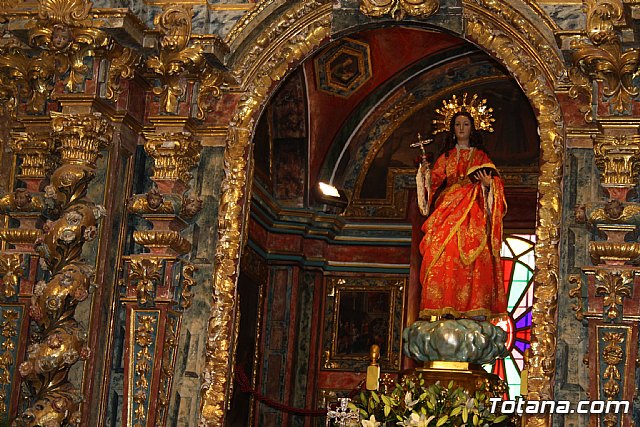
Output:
(266, 354), (283, 399)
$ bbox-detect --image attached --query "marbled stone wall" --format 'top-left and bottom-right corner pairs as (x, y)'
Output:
(554, 149), (598, 427)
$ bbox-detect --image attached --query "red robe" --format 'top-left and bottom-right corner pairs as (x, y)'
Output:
(418, 147), (507, 320)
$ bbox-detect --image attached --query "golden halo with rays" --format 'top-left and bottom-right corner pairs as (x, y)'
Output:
(432, 93), (495, 134)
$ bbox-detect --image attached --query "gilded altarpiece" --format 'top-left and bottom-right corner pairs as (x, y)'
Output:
(7, 0), (640, 425)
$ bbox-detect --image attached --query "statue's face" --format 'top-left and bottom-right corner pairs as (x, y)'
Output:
(454, 115), (471, 143)
(51, 25), (72, 50)
(146, 191), (163, 209)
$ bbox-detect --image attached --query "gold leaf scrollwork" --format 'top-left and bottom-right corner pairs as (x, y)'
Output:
(181, 263), (197, 309)
(37, 0), (92, 26)
(196, 66), (224, 120)
(133, 314), (157, 427)
(595, 270), (632, 320)
(0, 45), (54, 115)
(570, 0), (640, 115)
(129, 258), (162, 306)
(0, 254), (23, 300)
(27, 0), (109, 93)
(359, 0), (440, 20)
(106, 43), (139, 103)
(567, 274), (584, 321)
(0, 309), (19, 415)
(146, 5), (204, 114)
(156, 317), (179, 426)
(601, 332), (624, 407)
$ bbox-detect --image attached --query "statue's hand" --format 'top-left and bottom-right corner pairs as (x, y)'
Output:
(475, 169), (492, 187)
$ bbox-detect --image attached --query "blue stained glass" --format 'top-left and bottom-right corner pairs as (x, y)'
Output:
(514, 340), (530, 353)
(515, 309), (532, 329)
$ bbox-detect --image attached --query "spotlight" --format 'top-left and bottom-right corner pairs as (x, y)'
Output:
(316, 181), (348, 210)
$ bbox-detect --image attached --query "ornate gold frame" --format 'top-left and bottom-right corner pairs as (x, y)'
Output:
(324, 276), (406, 371)
(201, 1), (565, 426)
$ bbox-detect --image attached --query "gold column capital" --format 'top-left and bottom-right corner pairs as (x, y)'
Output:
(144, 132), (202, 189)
(10, 132), (57, 183)
(592, 134), (640, 197)
(51, 112), (114, 168)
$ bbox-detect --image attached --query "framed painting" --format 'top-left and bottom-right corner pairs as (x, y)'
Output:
(322, 276), (405, 371)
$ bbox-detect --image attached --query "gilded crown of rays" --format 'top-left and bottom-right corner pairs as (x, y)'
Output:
(432, 93), (495, 134)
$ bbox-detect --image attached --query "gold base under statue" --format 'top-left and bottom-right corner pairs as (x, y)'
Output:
(410, 360), (507, 397)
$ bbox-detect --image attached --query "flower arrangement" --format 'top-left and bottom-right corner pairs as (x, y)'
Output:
(348, 374), (513, 427)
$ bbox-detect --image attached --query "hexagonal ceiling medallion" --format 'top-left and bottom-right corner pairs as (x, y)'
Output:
(315, 38), (372, 98)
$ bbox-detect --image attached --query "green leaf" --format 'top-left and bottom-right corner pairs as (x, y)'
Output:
(448, 380), (454, 390)
(381, 395), (392, 407)
(493, 415), (507, 423)
(473, 413), (479, 426)
(384, 405), (390, 417)
(450, 406), (462, 416)
(436, 415), (449, 426)
(372, 391), (380, 403)
(462, 407), (468, 423)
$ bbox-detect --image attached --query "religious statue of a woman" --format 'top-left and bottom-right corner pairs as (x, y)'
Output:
(415, 95), (507, 321)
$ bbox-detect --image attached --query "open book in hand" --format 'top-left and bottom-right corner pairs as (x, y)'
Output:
(467, 163), (499, 183)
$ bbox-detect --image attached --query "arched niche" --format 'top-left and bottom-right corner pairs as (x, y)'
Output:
(200, 2), (565, 426)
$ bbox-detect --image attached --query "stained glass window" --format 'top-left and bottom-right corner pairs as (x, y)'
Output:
(485, 234), (536, 399)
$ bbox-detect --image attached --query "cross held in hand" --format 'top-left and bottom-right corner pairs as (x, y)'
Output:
(410, 132), (433, 161)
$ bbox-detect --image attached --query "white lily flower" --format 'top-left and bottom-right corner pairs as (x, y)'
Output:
(404, 392), (419, 409)
(362, 415), (381, 427)
(396, 412), (434, 427)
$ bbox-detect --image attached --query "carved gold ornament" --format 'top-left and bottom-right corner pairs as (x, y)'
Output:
(132, 314), (157, 427)
(132, 231), (192, 255)
(196, 66), (225, 120)
(570, 0), (639, 115)
(601, 332), (624, 410)
(0, 229), (42, 246)
(592, 134), (640, 189)
(589, 242), (640, 265)
(464, 2), (565, 424)
(156, 317), (179, 425)
(595, 270), (632, 320)
(0, 254), (23, 299)
(0, 45), (53, 116)
(568, 274), (584, 321)
(46, 113), (112, 211)
(200, 2), (331, 424)
(432, 93), (494, 134)
(10, 133), (56, 181)
(128, 257), (162, 305)
(144, 132), (202, 185)
(106, 43), (139, 103)
(146, 5), (204, 114)
(359, 0), (440, 20)
(0, 190), (44, 214)
(15, 112), (110, 427)
(181, 263), (196, 309)
(27, 0), (109, 93)
(0, 309), (19, 416)
(588, 201), (640, 224)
